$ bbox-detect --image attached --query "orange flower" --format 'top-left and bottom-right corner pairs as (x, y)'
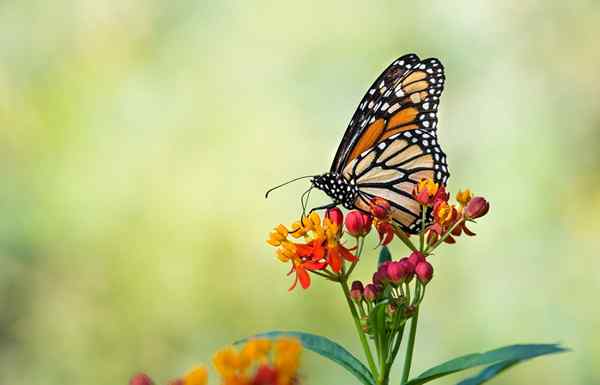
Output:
(212, 338), (302, 385)
(133, 339), (302, 385)
(413, 178), (440, 206)
(433, 201), (458, 228)
(183, 367), (208, 385)
(267, 212), (356, 289)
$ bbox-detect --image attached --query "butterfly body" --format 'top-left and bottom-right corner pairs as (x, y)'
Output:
(311, 172), (358, 209)
(311, 53), (449, 234)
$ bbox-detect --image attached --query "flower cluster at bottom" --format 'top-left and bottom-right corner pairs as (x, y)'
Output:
(130, 338), (302, 385)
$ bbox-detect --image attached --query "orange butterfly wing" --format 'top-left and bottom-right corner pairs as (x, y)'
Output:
(331, 54), (445, 173)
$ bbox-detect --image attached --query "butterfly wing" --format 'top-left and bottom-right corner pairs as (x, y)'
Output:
(342, 130), (449, 234)
(331, 54), (445, 173)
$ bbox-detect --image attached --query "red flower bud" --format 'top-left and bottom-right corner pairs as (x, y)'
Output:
(399, 258), (415, 282)
(252, 364), (278, 385)
(376, 222), (394, 246)
(464, 197), (490, 220)
(350, 280), (364, 302)
(130, 373), (154, 385)
(407, 251), (425, 267)
(363, 284), (379, 301)
(369, 197), (391, 220)
(386, 261), (408, 284)
(345, 211), (372, 237)
(326, 207), (344, 226)
(415, 261), (433, 284)
(372, 263), (389, 285)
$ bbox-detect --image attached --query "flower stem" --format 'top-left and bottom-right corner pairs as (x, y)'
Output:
(400, 308), (419, 385)
(340, 278), (380, 380)
(419, 206), (427, 251)
(392, 226), (417, 252)
(425, 220), (462, 254)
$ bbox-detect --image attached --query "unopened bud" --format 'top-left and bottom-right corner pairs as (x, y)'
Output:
(399, 258), (415, 282)
(372, 263), (390, 285)
(386, 261), (407, 284)
(415, 261), (433, 284)
(407, 251), (425, 267)
(364, 284), (379, 302)
(464, 197), (490, 220)
(130, 373), (154, 385)
(350, 281), (364, 302)
(345, 210), (372, 237)
(326, 207), (344, 226)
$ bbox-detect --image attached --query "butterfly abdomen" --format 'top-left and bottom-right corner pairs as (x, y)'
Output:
(312, 173), (358, 209)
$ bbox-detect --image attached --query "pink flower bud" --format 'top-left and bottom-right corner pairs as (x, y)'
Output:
(363, 284), (379, 301)
(372, 263), (389, 286)
(399, 258), (415, 282)
(415, 261), (433, 284)
(386, 261), (407, 284)
(369, 197), (391, 220)
(326, 207), (344, 226)
(350, 280), (364, 302)
(130, 373), (154, 385)
(407, 251), (425, 267)
(464, 197), (490, 220)
(345, 211), (372, 237)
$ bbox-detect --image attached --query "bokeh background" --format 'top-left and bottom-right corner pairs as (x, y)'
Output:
(1, 1), (599, 384)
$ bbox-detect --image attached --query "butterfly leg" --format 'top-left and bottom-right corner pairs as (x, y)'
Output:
(309, 202), (338, 213)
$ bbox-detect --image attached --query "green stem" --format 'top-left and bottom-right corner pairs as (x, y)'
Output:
(386, 320), (405, 365)
(393, 226), (417, 252)
(340, 278), (380, 380)
(311, 270), (338, 281)
(419, 206), (427, 251)
(400, 309), (419, 385)
(424, 220), (463, 254)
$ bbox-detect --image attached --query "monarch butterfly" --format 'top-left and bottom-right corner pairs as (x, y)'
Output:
(268, 53), (449, 234)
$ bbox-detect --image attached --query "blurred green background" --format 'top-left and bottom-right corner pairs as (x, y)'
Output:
(1, 1), (599, 384)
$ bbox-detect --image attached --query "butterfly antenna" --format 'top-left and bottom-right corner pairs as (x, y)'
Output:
(265, 175), (316, 198)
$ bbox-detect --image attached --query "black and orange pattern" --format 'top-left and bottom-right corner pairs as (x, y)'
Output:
(312, 53), (449, 234)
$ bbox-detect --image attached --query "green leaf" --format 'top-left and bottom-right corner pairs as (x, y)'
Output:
(236, 330), (376, 385)
(367, 300), (389, 335)
(405, 343), (568, 385)
(455, 360), (519, 385)
(378, 246), (392, 266)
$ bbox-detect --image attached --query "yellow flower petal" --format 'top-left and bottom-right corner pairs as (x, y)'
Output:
(456, 189), (473, 207)
(183, 367), (208, 385)
(241, 338), (272, 366)
(274, 338), (302, 383)
(213, 347), (241, 378)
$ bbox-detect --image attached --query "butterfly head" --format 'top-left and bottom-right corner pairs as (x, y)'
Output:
(311, 172), (358, 210)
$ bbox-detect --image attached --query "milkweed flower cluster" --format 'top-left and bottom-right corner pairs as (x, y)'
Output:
(267, 211), (358, 290)
(129, 338), (302, 385)
(413, 181), (490, 247)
